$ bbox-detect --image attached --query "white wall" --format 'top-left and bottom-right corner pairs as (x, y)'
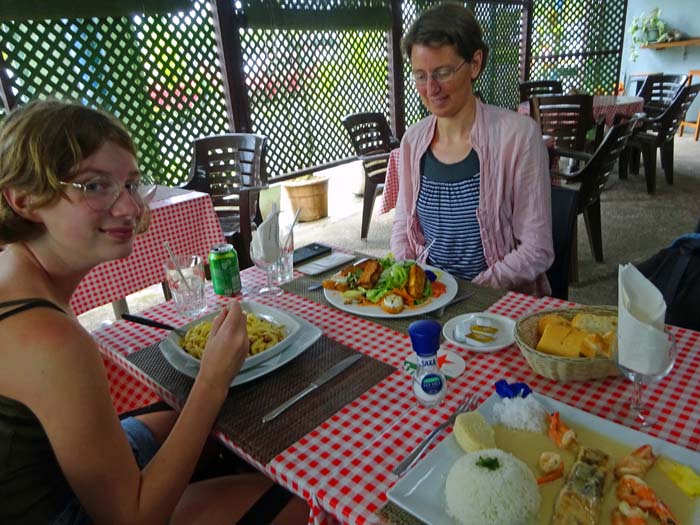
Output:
(621, 0), (700, 120)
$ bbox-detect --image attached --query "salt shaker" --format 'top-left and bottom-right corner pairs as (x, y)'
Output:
(408, 319), (447, 407)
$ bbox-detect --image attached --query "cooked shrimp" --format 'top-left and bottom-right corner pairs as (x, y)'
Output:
(611, 501), (648, 525)
(548, 412), (578, 451)
(617, 475), (678, 525)
(539, 451), (563, 474)
(614, 444), (657, 478)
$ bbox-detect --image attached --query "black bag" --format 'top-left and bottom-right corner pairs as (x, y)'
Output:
(635, 234), (700, 331)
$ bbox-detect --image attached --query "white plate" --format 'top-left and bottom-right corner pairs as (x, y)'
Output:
(160, 300), (301, 373)
(442, 312), (516, 352)
(323, 264), (458, 318)
(387, 392), (700, 525)
(160, 312), (322, 387)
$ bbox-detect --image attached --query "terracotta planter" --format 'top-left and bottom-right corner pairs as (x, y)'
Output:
(282, 177), (328, 222)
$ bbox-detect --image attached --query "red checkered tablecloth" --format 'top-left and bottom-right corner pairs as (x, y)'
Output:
(378, 149), (400, 216)
(94, 273), (700, 525)
(71, 189), (224, 316)
(518, 95), (645, 127)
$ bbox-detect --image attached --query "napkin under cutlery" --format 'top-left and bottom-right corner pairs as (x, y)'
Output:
(618, 263), (672, 375)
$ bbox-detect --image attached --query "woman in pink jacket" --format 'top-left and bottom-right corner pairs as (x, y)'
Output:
(392, 2), (553, 296)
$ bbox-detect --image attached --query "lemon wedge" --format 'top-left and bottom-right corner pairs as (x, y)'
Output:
(657, 457), (700, 497)
(452, 411), (496, 453)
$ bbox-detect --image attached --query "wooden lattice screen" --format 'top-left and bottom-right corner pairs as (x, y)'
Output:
(528, 0), (627, 95)
(1, 0), (626, 185)
(0, 1), (230, 186)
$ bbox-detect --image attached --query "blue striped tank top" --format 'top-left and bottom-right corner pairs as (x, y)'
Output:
(416, 148), (487, 280)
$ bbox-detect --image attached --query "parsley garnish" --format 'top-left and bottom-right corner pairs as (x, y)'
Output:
(476, 456), (500, 471)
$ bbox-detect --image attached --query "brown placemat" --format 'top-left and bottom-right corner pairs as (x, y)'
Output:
(283, 271), (506, 335)
(126, 336), (394, 464)
(377, 502), (426, 525)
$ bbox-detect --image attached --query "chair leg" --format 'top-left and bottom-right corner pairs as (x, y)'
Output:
(630, 147), (641, 174)
(660, 139), (674, 185)
(618, 145), (629, 180)
(583, 199), (604, 262)
(361, 179), (378, 240)
(641, 143), (657, 195)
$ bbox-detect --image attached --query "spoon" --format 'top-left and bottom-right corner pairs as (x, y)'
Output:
(121, 313), (188, 337)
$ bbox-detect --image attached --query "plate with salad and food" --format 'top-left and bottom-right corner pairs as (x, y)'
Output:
(321, 255), (458, 318)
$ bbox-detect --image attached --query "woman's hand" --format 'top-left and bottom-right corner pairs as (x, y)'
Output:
(197, 302), (249, 390)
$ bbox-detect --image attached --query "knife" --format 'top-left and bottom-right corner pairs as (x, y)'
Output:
(262, 353), (362, 423)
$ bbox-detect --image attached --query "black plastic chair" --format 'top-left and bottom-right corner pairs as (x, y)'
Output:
(550, 118), (639, 276)
(519, 80), (563, 102)
(184, 133), (268, 269)
(341, 112), (399, 240)
(637, 73), (688, 118)
(530, 94), (604, 153)
(547, 186), (579, 300)
(625, 83), (700, 194)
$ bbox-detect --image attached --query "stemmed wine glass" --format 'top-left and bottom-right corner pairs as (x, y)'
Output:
(250, 229), (283, 297)
(614, 330), (676, 427)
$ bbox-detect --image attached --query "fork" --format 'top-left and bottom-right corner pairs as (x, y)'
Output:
(392, 394), (479, 476)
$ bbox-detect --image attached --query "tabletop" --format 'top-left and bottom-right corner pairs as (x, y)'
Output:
(517, 94), (645, 127)
(70, 187), (224, 316)
(93, 266), (700, 525)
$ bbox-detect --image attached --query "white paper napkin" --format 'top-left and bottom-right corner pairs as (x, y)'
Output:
(617, 263), (672, 375)
(251, 210), (280, 263)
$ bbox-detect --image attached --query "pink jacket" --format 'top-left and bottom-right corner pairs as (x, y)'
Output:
(390, 100), (554, 296)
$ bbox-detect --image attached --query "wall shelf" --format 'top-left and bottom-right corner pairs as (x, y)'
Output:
(642, 38), (700, 58)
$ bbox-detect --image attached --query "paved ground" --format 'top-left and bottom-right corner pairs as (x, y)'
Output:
(79, 136), (700, 331)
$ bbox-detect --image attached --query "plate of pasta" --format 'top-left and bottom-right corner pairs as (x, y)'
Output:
(159, 301), (301, 373)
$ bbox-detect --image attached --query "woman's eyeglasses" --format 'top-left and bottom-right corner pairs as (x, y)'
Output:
(411, 60), (468, 86)
(60, 176), (157, 211)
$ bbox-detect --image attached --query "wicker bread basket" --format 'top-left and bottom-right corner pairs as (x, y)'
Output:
(514, 306), (620, 382)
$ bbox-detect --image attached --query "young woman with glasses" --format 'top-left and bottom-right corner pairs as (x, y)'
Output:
(391, 2), (554, 296)
(0, 100), (306, 524)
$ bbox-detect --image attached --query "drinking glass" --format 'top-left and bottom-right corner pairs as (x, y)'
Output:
(272, 227), (294, 286)
(250, 239), (283, 297)
(614, 330), (676, 427)
(163, 255), (207, 317)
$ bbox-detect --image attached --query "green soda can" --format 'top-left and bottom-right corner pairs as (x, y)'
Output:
(208, 243), (241, 295)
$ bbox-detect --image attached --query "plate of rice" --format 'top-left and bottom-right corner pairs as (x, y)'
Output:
(387, 392), (700, 525)
(159, 300), (301, 373)
(388, 393), (542, 525)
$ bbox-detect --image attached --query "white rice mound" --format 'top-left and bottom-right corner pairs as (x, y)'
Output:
(445, 448), (540, 525)
(491, 395), (547, 433)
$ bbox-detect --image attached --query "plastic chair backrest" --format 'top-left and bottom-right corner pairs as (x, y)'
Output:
(530, 94), (596, 152)
(575, 119), (637, 210)
(519, 80), (563, 102)
(647, 83), (700, 143)
(185, 134), (267, 267)
(638, 74), (688, 116)
(186, 133), (266, 212)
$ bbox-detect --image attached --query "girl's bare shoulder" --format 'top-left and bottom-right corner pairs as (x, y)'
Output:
(0, 305), (102, 405)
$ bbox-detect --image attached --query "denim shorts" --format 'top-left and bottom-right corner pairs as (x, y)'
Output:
(50, 417), (160, 525)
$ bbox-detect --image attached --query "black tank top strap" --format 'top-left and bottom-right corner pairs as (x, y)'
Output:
(0, 298), (65, 322)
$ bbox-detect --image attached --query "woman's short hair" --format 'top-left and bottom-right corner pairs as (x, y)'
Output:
(0, 99), (137, 243)
(401, 2), (490, 79)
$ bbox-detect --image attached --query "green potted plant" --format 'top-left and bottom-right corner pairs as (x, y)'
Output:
(628, 8), (670, 61)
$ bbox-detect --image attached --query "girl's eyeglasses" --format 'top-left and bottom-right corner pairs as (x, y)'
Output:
(60, 176), (157, 211)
